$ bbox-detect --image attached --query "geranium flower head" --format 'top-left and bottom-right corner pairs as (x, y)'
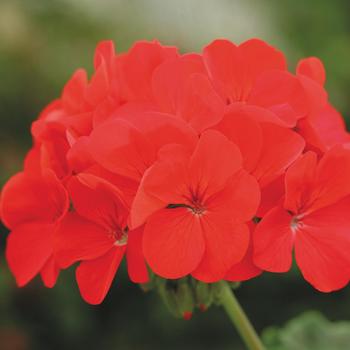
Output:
(1, 37), (350, 305)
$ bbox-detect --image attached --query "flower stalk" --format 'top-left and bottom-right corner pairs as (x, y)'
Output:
(217, 281), (265, 350)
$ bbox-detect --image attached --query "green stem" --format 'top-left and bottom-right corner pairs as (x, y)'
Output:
(218, 281), (266, 350)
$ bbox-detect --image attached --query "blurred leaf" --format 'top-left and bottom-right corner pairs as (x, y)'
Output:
(263, 311), (350, 350)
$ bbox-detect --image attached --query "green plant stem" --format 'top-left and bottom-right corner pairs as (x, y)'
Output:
(218, 281), (266, 350)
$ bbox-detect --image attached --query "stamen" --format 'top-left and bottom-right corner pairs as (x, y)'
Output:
(290, 215), (303, 235)
(108, 227), (128, 246)
(190, 205), (206, 216)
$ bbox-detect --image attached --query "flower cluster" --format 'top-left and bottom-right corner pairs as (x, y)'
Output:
(1, 39), (350, 305)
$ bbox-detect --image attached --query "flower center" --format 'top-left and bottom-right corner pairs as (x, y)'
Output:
(290, 215), (304, 235)
(167, 187), (207, 216)
(167, 201), (206, 216)
(189, 199), (206, 216)
(108, 227), (128, 246)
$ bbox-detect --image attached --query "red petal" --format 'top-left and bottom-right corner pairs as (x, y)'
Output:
(203, 39), (285, 102)
(308, 145), (350, 212)
(130, 180), (166, 230)
(228, 103), (292, 127)
(295, 197), (350, 292)
(130, 144), (190, 228)
(85, 164), (139, 208)
(297, 74), (328, 116)
(41, 256), (60, 288)
(90, 111), (197, 182)
(297, 57), (326, 86)
(257, 175), (285, 217)
(225, 224), (262, 281)
(179, 73), (224, 132)
(207, 169), (260, 223)
(122, 41), (178, 101)
(143, 207), (205, 279)
(284, 152), (318, 214)
(68, 174), (128, 229)
(55, 212), (113, 268)
(152, 57), (223, 132)
(85, 62), (109, 107)
(88, 118), (155, 180)
(24, 145), (42, 174)
(126, 227), (149, 283)
(6, 222), (54, 286)
(151, 56), (205, 114)
(94, 40), (116, 70)
(62, 69), (88, 113)
(0, 170), (68, 229)
(249, 70), (305, 127)
(192, 222), (249, 283)
(214, 110), (263, 172)
(189, 130), (242, 199)
(92, 95), (120, 126)
(116, 111), (198, 152)
(66, 136), (94, 173)
(297, 104), (350, 153)
(239, 38), (286, 73)
(76, 247), (125, 305)
(252, 123), (305, 187)
(253, 206), (294, 272)
(40, 132), (71, 179)
(192, 172), (259, 282)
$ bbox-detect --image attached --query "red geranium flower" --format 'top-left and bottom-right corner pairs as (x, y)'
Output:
(55, 174), (148, 304)
(296, 57), (350, 153)
(214, 109), (305, 185)
(203, 39), (327, 127)
(131, 130), (260, 282)
(88, 110), (197, 181)
(150, 55), (224, 133)
(0, 170), (69, 287)
(253, 146), (350, 291)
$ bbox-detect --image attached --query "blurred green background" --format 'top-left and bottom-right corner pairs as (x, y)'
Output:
(1, 0), (350, 349)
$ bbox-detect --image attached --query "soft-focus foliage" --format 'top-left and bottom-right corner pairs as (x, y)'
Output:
(263, 311), (350, 350)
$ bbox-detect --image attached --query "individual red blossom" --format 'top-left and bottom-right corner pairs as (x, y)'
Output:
(0, 169), (69, 287)
(131, 130), (260, 282)
(296, 57), (350, 153)
(88, 41), (126, 125)
(253, 146), (350, 291)
(214, 108), (305, 186)
(202, 39), (307, 127)
(150, 55), (225, 133)
(203, 39), (286, 101)
(29, 41), (124, 180)
(55, 174), (148, 304)
(30, 119), (71, 179)
(33, 68), (91, 139)
(120, 40), (178, 102)
(298, 103), (350, 153)
(88, 110), (198, 181)
(203, 39), (330, 129)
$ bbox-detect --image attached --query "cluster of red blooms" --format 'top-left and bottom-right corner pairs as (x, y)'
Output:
(1, 39), (350, 305)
